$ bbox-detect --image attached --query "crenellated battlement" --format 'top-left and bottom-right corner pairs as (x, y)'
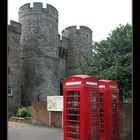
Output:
(8, 20), (21, 34)
(62, 25), (92, 38)
(80, 26), (92, 34)
(19, 2), (58, 20)
(61, 26), (76, 36)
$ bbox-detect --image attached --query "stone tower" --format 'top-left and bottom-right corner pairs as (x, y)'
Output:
(61, 26), (92, 77)
(8, 21), (21, 116)
(18, 3), (59, 105)
(8, 2), (94, 115)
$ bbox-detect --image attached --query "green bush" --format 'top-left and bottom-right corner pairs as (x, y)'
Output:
(16, 106), (31, 117)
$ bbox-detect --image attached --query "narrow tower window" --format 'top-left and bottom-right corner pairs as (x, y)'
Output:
(60, 79), (63, 95)
(8, 67), (10, 74)
(8, 87), (13, 96)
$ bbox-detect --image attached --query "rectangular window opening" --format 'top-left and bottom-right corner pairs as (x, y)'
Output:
(8, 87), (13, 96)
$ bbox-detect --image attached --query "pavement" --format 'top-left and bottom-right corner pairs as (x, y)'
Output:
(8, 121), (132, 140)
(8, 121), (63, 140)
(116, 129), (132, 140)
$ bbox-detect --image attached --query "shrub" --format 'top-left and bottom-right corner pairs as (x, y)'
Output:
(16, 106), (31, 117)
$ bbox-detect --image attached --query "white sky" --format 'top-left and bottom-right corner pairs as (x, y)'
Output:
(8, 0), (132, 42)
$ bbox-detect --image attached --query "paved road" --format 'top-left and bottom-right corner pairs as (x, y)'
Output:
(8, 121), (63, 140)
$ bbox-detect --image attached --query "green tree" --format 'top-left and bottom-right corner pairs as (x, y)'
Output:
(80, 24), (132, 101)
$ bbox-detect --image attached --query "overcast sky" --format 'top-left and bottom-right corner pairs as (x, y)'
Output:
(8, 0), (132, 42)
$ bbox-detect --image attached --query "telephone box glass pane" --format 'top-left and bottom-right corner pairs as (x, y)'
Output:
(66, 90), (80, 139)
(99, 92), (105, 134)
(112, 92), (118, 134)
(88, 90), (99, 139)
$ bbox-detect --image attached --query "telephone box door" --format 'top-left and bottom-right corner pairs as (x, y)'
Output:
(111, 92), (120, 140)
(64, 90), (81, 139)
(86, 89), (100, 140)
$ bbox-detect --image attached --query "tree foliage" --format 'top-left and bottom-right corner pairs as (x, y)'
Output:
(80, 24), (132, 101)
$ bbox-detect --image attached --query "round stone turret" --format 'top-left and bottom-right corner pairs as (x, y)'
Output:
(19, 3), (58, 58)
(19, 3), (59, 105)
(62, 25), (92, 76)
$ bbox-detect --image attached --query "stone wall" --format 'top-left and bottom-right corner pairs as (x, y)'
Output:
(8, 20), (21, 116)
(119, 103), (132, 139)
(32, 101), (62, 127)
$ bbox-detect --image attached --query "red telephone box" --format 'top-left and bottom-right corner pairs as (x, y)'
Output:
(63, 75), (100, 140)
(98, 80), (120, 140)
